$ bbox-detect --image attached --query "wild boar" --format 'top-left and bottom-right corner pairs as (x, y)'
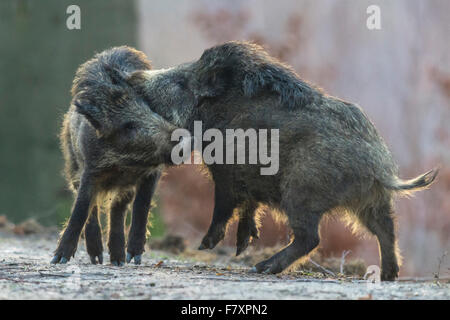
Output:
(52, 46), (186, 266)
(118, 41), (437, 280)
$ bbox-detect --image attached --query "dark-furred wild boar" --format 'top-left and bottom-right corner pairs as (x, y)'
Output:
(116, 41), (438, 280)
(52, 47), (186, 266)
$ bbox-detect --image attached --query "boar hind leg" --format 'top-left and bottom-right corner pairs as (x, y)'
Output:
(236, 201), (259, 256)
(51, 173), (94, 264)
(359, 201), (399, 281)
(108, 191), (134, 266)
(253, 189), (326, 274)
(253, 212), (322, 274)
(199, 186), (236, 250)
(127, 171), (161, 265)
(84, 206), (103, 264)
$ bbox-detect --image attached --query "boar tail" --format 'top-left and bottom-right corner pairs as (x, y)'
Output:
(388, 168), (439, 195)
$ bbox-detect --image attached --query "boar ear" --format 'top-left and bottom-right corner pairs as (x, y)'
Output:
(73, 100), (103, 131)
(104, 65), (130, 86)
(194, 65), (233, 98)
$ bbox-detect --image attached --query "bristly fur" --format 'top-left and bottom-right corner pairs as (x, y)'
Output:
(196, 42), (323, 110)
(127, 41), (438, 280)
(53, 47), (180, 266)
(71, 46), (151, 97)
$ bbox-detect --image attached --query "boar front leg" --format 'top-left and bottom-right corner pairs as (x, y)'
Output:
(126, 171), (161, 265)
(108, 191), (134, 266)
(51, 173), (94, 264)
(199, 184), (236, 250)
(84, 206), (103, 264)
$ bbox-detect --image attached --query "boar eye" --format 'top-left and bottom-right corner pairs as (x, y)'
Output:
(111, 89), (124, 101)
(122, 121), (137, 132)
(176, 79), (187, 89)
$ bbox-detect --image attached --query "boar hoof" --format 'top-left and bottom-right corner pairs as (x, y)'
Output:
(126, 253), (142, 265)
(236, 220), (259, 256)
(111, 260), (125, 267)
(248, 264), (278, 274)
(89, 253), (103, 265)
(51, 255), (69, 264)
(235, 240), (250, 257)
(199, 230), (225, 250)
(236, 228), (258, 256)
(254, 259), (283, 274)
(381, 265), (399, 281)
(51, 240), (78, 264)
(249, 266), (258, 273)
(110, 253), (125, 267)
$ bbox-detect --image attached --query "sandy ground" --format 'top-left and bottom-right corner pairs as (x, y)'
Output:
(0, 231), (448, 300)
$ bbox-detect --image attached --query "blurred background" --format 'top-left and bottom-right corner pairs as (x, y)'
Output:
(0, 0), (448, 277)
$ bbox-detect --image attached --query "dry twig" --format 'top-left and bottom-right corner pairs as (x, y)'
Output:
(340, 250), (351, 274)
(308, 259), (336, 277)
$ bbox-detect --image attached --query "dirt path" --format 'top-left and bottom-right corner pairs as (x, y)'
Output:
(0, 232), (448, 300)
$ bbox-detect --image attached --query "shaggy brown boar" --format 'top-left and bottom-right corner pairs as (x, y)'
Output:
(52, 47), (185, 266)
(108, 42), (438, 280)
